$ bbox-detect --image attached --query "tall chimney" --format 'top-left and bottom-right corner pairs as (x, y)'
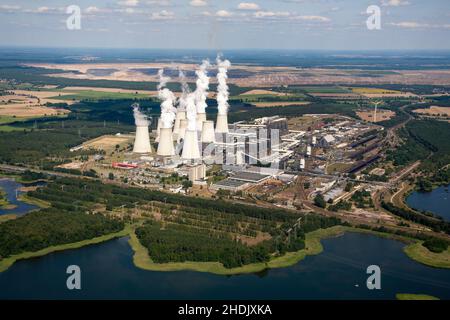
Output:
(133, 125), (152, 154)
(182, 129), (201, 160)
(157, 127), (174, 156)
(215, 113), (229, 133)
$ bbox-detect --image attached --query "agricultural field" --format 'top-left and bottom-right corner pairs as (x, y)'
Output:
(413, 106), (450, 117)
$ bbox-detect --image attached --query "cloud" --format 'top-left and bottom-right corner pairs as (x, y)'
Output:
(381, 0), (410, 6)
(150, 9), (174, 20)
(254, 11), (290, 18)
(238, 2), (260, 11)
(85, 6), (101, 14)
(147, 0), (171, 5)
(216, 10), (232, 17)
(190, 0), (207, 7)
(0, 5), (20, 11)
(388, 21), (450, 29)
(295, 15), (330, 22)
(118, 0), (139, 7)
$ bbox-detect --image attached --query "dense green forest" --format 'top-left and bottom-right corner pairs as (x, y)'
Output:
(20, 176), (341, 267)
(0, 208), (124, 259)
(0, 120), (131, 167)
(136, 214), (341, 268)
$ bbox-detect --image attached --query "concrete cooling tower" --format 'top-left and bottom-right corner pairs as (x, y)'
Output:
(196, 112), (207, 132)
(133, 125), (152, 154)
(173, 110), (186, 139)
(178, 119), (188, 143)
(182, 129), (201, 160)
(157, 127), (175, 156)
(155, 118), (162, 143)
(201, 120), (215, 143)
(215, 113), (229, 134)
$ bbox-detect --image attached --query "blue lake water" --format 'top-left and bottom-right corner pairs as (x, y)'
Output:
(406, 185), (450, 221)
(0, 178), (40, 216)
(1, 232), (449, 300)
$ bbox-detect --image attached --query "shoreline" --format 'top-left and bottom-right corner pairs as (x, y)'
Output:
(0, 225), (131, 273)
(1, 223), (448, 274)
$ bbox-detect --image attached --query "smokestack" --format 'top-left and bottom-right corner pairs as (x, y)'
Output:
(182, 129), (201, 160)
(132, 103), (152, 154)
(173, 110), (186, 140)
(178, 119), (188, 143)
(157, 127), (175, 156)
(201, 120), (215, 143)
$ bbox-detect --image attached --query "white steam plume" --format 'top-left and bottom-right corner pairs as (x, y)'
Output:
(132, 103), (149, 127)
(157, 69), (170, 90)
(185, 93), (197, 131)
(158, 69), (176, 129)
(216, 56), (231, 115)
(178, 69), (190, 111)
(194, 60), (210, 114)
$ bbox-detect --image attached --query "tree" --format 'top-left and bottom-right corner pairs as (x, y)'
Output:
(182, 180), (193, 191)
(314, 194), (327, 208)
(108, 172), (115, 180)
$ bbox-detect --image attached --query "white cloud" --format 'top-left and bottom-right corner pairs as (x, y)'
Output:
(37, 6), (50, 13)
(216, 10), (232, 17)
(85, 6), (101, 14)
(147, 0), (170, 5)
(295, 15), (330, 22)
(150, 9), (174, 20)
(254, 11), (290, 18)
(238, 2), (260, 11)
(381, 0), (410, 7)
(0, 5), (20, 11)
(190, 0), (207, 7)
(389, 21), (450, 29)
(118, 0), (139, 7)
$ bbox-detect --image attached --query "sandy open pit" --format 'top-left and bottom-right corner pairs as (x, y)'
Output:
(414, 106), (450, 116)
(83, 135), (134, 151)
(356, 110), (395, 122)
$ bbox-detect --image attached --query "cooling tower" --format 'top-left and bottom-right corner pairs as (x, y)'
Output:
(157, 127), (174, 156)
(215, 113), (229, 134)
(196, 112), (207, 132)
(155, 118), (162, 143)
(178, 119), (188, 143)
(182, 129), (201, 160)
(201, 120), (215, 143)
(133, 125), (152, 154)
(173, 110), (186, 139)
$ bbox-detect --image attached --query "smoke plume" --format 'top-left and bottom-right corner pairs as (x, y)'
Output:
(185, 93), (197, 131)
(178, 69), (190, 111)
(216, 55), (231, 115)
(194, 60), (210, 114)
(132, 103), (149, 127)
(158, 69), (176, 128)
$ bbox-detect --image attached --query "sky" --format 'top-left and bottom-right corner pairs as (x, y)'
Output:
(0, 0), (449, 50)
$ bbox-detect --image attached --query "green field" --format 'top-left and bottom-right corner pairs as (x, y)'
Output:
(396, 293), (439, 300)
(50, 90), (152, 101)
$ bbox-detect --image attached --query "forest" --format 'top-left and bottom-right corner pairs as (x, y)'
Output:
(0, 208), (124, 259)
(21, 176), (341, 267)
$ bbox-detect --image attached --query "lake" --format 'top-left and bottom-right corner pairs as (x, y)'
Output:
(406, 185), (450, 221)
(1, 232), (449, 300)
(0, 178), (40, 216)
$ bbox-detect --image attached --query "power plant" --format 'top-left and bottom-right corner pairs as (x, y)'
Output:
(132, 103), (152, 154)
